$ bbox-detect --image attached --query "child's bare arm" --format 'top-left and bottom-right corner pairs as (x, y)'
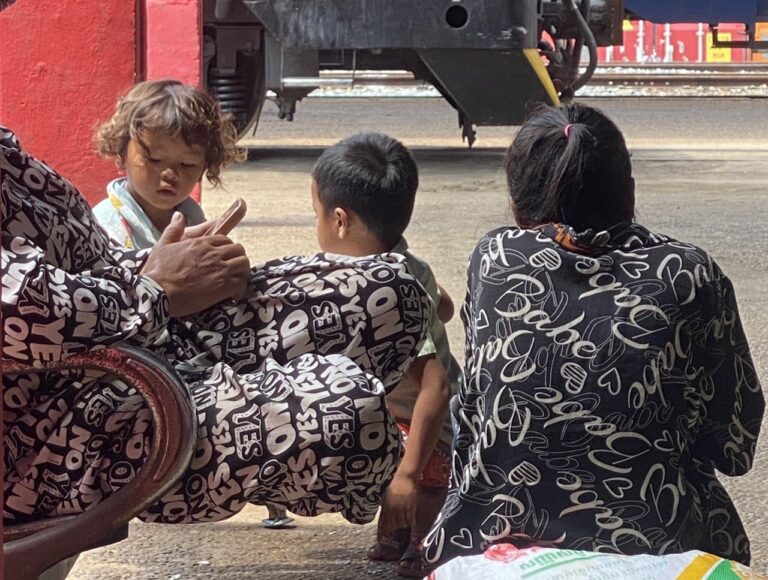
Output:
(436, 283), (454, 323)
(382, 355), (451, 530)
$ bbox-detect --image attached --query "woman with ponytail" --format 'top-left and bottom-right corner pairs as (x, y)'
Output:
(424, 103), (763, 569)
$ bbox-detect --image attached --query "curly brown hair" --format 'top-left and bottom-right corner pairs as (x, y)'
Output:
(96, 79), (245, 187)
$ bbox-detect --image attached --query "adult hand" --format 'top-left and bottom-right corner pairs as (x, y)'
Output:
(381, 471), (419, 531)
(141, 212), (251, 317)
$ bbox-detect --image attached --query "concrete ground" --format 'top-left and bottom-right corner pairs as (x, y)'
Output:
(71, 97), (768, 579)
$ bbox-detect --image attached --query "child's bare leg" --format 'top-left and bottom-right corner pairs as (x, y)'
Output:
(393, 485), (448, 577)
(369, 419), (413, 562)
(367, 514), (410, 561)
(413, 485), (449, 539)
(396, 440), (450, 578)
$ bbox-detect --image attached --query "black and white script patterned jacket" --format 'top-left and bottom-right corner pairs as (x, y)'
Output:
(425, 223), (763, 567)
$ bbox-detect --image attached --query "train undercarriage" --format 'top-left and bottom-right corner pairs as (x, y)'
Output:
(202, 0), (768, 144)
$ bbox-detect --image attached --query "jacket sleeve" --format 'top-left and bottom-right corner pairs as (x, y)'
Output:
(2, 230), (170, 364)
(104, 235), (153, 276)
(692, 266), (764, 476)
(2, 125), (169, 363)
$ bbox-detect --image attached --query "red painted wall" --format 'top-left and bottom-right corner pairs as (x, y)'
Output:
(145, 0), (202, 86)
(0, 1), (138, 205)
(145, 0), (203, 202)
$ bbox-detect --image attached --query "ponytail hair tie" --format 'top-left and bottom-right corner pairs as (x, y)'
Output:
(564, 124), (574, 139)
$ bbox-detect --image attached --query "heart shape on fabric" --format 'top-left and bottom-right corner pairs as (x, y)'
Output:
(560, 362), (587, 395)
(654, 430), (676, 453)
(620, 261), (650, 279)
(603, 477), (633, 499)
(597, 368), (622, 396)
(507, 461), (542, 486)
(476, 308), (490, 330)
(450, 528), (474, 549)
(529, 248), (562, 271)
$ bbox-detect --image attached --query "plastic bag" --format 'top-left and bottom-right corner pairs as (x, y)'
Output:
(428, 544), (766, 580)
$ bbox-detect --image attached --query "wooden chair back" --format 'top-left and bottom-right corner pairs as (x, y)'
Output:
(3, 347), (197, 580)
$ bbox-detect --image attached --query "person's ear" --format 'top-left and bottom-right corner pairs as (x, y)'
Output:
(333, 207), (350, 239)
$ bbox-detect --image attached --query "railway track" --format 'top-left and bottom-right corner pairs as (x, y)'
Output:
(311, 64), (768, 88)
(593, 63), (768, 86)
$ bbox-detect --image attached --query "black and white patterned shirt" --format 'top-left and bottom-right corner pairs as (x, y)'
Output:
(424, 223), (763, 567)
(2, 126), (431, 526)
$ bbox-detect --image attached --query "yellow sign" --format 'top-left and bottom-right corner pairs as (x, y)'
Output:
(706, 32), (732, 62)
(622, 20), (634, 32)
(754, 22), (768, 62)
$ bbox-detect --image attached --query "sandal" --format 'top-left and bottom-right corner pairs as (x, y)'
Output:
(396, 542), (426, 579)
(367, 535), (405, 561)
(261, 515), (296, 529)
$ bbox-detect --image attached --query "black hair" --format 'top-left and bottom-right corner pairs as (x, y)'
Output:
(505, 103), (634, 231)
(312, 133), (418, 249)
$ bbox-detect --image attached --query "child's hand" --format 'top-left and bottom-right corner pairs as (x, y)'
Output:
(381, 471), (419, 531)
(436, 283), (454, 323)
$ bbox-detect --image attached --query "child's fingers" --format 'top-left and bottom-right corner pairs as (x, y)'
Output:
(182, 220), (218, 239)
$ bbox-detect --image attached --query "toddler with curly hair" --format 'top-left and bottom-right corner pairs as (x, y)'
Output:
(93, 79), (245, 248)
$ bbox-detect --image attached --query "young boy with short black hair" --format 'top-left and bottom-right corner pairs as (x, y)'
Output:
(311, 133), (461, 578)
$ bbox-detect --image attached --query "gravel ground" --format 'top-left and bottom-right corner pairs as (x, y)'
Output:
(71, 98), (768, 579)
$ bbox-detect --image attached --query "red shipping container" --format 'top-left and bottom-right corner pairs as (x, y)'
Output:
(598, 21), (750, 64)
(655, 23), (705, 63)
(598, 20), (659, 64)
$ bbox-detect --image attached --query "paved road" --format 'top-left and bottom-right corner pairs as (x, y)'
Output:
(243, 96), (768, 149)
(72, 98), (768, 579)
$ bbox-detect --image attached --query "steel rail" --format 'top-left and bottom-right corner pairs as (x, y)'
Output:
(312, 65), (768, 88)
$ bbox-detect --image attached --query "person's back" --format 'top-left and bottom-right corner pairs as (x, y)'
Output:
(385, 241), (461, 452)
(310, 133), (457, 577)
(463, 222), (755, 551)
(424, 103), (763, 569)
